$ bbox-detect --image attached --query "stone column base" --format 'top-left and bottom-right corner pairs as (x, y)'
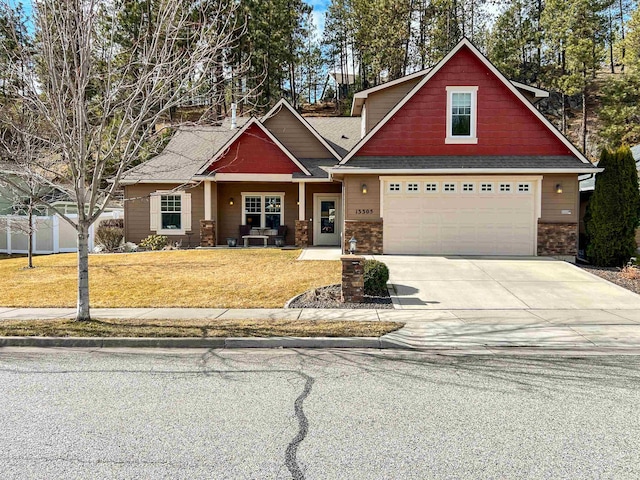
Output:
(200, 220), (216, 247)
(537, 222), (577, 256)
(295, 220), (311, 248)
(343, 220), (383, 254)
(341, 255), (364, 303)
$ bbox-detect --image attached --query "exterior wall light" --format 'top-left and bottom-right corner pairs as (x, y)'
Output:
(555, 184), (563, 194)
(361, 183), (368, 194)
(349, 236), (357, 254)
(229, 197), (234, 206)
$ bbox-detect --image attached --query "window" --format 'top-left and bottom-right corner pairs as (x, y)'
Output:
(446, 86), (478, 144)
(499, 183), (511, 192)
(462, 183), (474, 192)
(425, 183), (438, 192)
(388, 183), (401, 192)
(242, 193), (283, 228)
(517, 183), (531, 193)
(444, 183), (456, 192)
(407, 182), (419, 192)
(480, 183), (493, 192)
(150, 191), (191, 234)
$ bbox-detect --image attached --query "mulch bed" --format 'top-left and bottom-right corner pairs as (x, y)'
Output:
(578, 264), (640, 295)
(288, 284), (393, 309)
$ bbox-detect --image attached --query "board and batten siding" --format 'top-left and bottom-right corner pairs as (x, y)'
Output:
(365, 79), (421, 134)
(262, 108), (332, 159)
(124, 183), (204, 246)
(344, 175), (382, 222)
(540, 174), (579, 223)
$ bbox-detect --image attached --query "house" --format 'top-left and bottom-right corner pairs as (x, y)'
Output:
(121, 38), (599, 256)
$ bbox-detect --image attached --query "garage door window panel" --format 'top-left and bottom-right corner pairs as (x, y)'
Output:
(444, 183), (456, 193)
(481, 183), (494, 193)
(406, 182), (419, 193)
(388, 182), (401, 193)
(462, 183), (475, 193)
(517, 183), (531, 193)
(499, 183), (512, 193)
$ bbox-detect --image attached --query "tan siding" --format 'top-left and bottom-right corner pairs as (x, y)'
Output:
(365, 79), (421, 133)
(304, 182), (342, 245)
(344, 175), (382, 222)
(263, 108), (332, 159)
(124, 183), (204, 247)
(216, 183), (299, 245)
(540, 174), (579, 223)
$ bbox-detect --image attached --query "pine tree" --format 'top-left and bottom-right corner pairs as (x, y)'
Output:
(585, 147), (640, 266)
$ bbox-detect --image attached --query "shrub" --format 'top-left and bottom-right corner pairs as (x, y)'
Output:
(140, 234), (168, 251)
(364, 259), (389, 296)
(95, 220), (124, 252)
(585, 147), (640, 266)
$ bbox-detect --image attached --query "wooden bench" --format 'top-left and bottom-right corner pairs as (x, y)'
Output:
(242, 235), (268, 247)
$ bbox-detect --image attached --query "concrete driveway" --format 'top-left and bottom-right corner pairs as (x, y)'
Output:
(376, 256), (640, 310)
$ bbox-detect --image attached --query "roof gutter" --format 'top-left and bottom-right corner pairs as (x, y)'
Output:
(329, 167), (604, 175)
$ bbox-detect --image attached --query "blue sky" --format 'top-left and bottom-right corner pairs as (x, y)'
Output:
(306, 0), (330, 38)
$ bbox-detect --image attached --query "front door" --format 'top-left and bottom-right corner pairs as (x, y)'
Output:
(314, 195), (341, 246)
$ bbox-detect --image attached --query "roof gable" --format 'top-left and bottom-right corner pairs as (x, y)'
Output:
(341, 38), (590, 165)
(198, 118), (310, 176)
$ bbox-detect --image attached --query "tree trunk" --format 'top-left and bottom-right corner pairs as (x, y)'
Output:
(76, 224), (91, 321)
(582, 81), (588, 154)
(561, 91), (567, 135)
(27, 206), (33, 269)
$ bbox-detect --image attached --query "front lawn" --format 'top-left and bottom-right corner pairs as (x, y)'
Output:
(0, 249), (341, 308)
(0, 318), (402, 338)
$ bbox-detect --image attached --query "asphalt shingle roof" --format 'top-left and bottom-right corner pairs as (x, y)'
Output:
(338, 155), (595, 170)
(305, 117), (361, 157)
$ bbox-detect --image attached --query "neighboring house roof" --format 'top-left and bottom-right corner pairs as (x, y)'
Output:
(329, 72), (356, 85)
(340, 37), (594, 168)
(121, 119), (249, 184)
(580, 144), (640, 191)
(305, 117), (361, 157)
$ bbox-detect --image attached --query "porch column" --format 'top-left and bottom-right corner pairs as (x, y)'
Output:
(204, 180), (212, 220)
(298, 182), (305, 220)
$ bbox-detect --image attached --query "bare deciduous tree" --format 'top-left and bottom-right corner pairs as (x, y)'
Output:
(0, 0), (246, 321)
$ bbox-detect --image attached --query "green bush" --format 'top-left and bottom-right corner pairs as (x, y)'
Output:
(364, 259), (389, 296)
(140, 234), (168, 251)
(585, 147), (640, 266)
(95, 220), (124, 252)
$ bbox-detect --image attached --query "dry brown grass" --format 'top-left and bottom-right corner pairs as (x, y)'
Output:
(0, 249), (340, 308)
(0, 318), (403, 338)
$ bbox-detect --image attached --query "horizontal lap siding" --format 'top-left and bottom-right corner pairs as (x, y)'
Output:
(124, 183), (204, 247)
(541, 174), (579, 223)
(366, 79), (421, 133)
(263, 108), (332, 159)
(344, 175), (382, 222)
(357, 46), (573, 157)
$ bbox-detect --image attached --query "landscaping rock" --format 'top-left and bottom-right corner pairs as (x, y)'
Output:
(288, 284), (393, 309)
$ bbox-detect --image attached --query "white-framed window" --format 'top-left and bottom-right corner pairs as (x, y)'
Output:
(242, 193), (284, 228)
(406, 182), (419, 193)
(150, 191), (192, 235)
(517, 183), (531, 193)
(443, 183), (456, 192)
(446, 86), (478, 144)
(499, 183), (512, 193)
(388, 182), (401, 192)
(480, 183), (493, 192)
(462, 183), (475, 192)
(425, 183), (438, 192)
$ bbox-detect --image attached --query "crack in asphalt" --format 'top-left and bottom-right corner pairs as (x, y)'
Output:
(284, 373), (314, 480)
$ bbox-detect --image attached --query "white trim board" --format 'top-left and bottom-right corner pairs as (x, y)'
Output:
(330, 167), (603, 175)
(341, 38), (591, 166)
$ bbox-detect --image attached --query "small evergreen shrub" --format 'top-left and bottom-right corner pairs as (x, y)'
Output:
(585, 147), (640, 266)
(95, 219), (124, 252)
(364, 259), (389, 296)
(140, 234), (168, 251)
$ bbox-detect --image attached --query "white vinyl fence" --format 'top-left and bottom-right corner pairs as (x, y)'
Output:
(0, 211), (122, 255)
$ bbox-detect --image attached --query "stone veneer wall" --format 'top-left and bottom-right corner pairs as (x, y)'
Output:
(537, 222), (577, 256)
(341, 255), (364, 303)
(200, 220), (216, 247)
(295, 220), (311, 248)
(343, 220), (383, 254)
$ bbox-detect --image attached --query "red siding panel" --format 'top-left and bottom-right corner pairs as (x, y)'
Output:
(356, 46), (572, 158)
(207, 123), (303, 174)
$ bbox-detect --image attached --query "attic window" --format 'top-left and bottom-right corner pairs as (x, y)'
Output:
(446, 86), (478, 144)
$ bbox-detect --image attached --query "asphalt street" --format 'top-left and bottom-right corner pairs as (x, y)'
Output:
(1, 348), (639, 479)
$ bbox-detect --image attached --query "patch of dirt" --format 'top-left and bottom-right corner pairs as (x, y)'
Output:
(288, 284), (393, 309)
(578, 265), (640, 295)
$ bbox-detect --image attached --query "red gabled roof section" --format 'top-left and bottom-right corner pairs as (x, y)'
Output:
(355, 45), (570, 157)
(205, 121), (305, 175)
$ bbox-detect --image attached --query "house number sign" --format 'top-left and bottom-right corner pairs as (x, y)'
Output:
(355, 209), (375, 215)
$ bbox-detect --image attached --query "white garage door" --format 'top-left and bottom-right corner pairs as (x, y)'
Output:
(383, 177), (538, 255)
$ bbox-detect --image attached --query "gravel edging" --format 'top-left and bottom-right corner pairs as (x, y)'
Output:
(577, 265), (640, 295)
(286, 284), (393, 309)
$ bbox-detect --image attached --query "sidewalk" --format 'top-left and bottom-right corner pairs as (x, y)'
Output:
(2, 306), (640, 352)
